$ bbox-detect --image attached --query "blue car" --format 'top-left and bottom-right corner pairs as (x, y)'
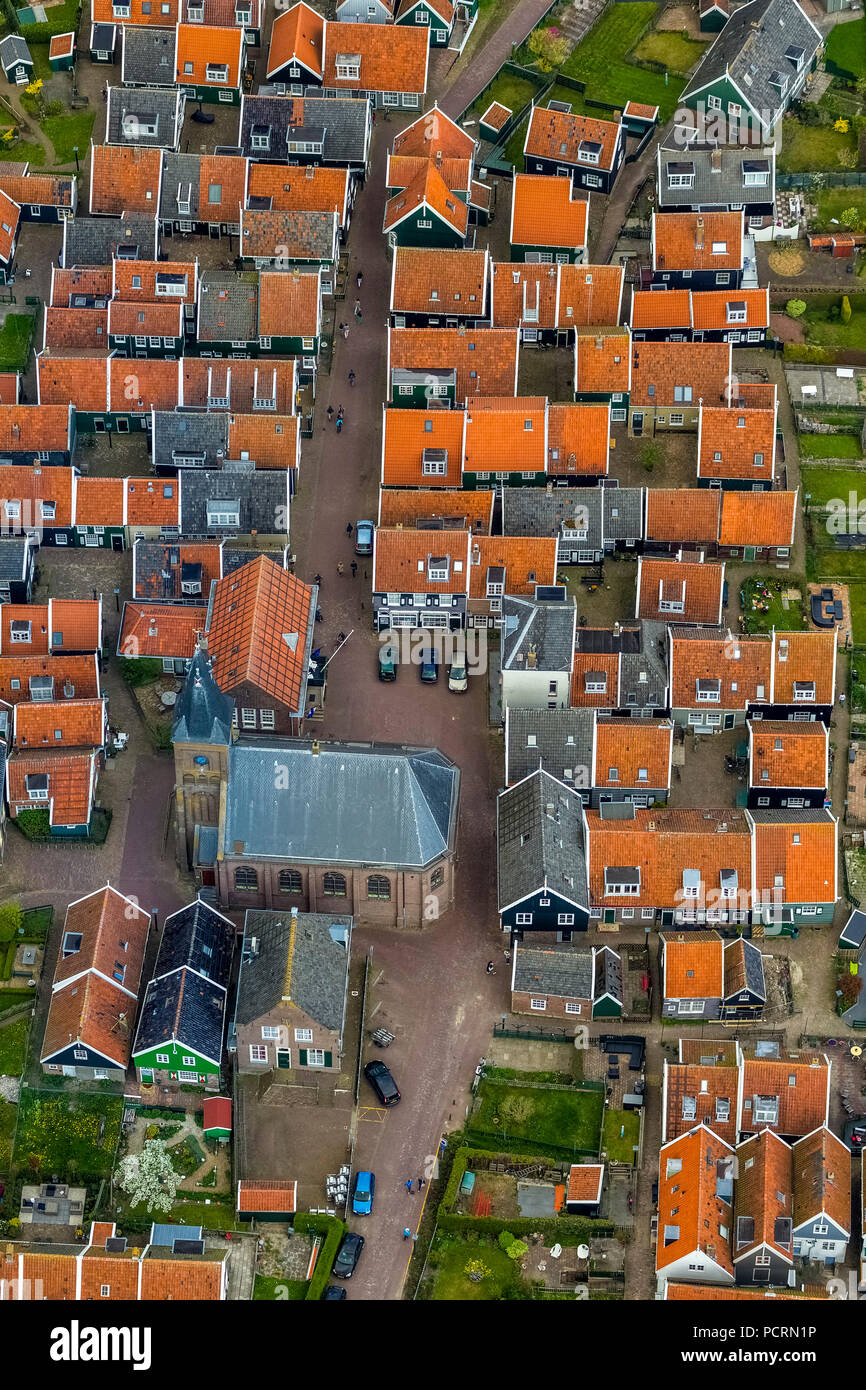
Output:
(352, 1170), (375, 1216)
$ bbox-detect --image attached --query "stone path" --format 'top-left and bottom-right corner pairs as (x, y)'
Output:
(439, 0), (560, 117)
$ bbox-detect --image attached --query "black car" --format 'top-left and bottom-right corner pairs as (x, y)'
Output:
(843, 1117), (866, 1152)
(323, 1285), (347, 1300)
(364, 1059), (401, 1106)
(332, 1232), (365, 1279)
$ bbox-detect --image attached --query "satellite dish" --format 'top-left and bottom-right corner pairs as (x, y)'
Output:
(550, 1243), (563, 1259)
(577, 1244), (590, 1259)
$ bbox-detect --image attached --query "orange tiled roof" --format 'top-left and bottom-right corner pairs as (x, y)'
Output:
(0, 173), (74, 210)
(792, 1127), (850, 1236)
(373, 528), (471, 595)
(113, 259), (196, 303)
(382, 408), (465, 487)
(525, 106), (621, 172)
(246, 161), (349, 224)
(733, 1129), (794, 1261)
(464, 405), (546, 473)
(566, 1164), (603, 1203)
(228, 412), (299, 470)
(44, 307), (109, 351)
(109, 357), (180, 413)
(92, 0), (180, 18)
(392, 247), (487, 316)
(181, 357), (296, 413)
(691, 287), (769, 332)
(75, 475), (124, 527)
(557, 263), (623, 328)
(49, 599), (101, 653)
(0, 603), (48, 655)
(698, 404), (776, 481)
(51, 266), (112, 305)
(79, 1253), (140, 1301)
(384, 161), (468, 237)
(467, 534), (557, 599)
(89, 145), (162, 216)
(37, 354), (108, 413)
(662, 933), (724, 999)
(480, 101), (511, 132)
(257, 270), (319, 338)
(16, 1252), (76, 1300)
(237, 1179), (297, 1213)
(575, 328), (630, 394)
(388, 154), (471, 195)
(665, 1051), (740, 1146)
(0, 372), (18, 404)
(665, 1282), (826, 1301)
(491, 261), (559, 330)
(88, 1222), (116, 1249)
(134, 540), (224, 601)
(637, 557), (724, 624)
(594, 717), (671, 790)
(378, 488), (493, 532)
(740, 1050), (831, 1139)
(322, 22), (428, 95)
(390, 326), (518, 401)
(207, 555), (314, 713)
(53, 882), (149, 992)
(631, 288), (691, 331)
(749, 720), (827, 790)
(125, 475), (180, 527)
(392, 106), (474, 162)
(119, 602), (207, 659)
(176, 24), (243, 86)
(43, 973), (134, 1069)
(267, 2), (325, 81)
(586, 806), (752, 909)
(631, 340), (730, 408)
(0, 404), (70, 453)
(0, 190), (19, 266)
(108, 301), (184, 339)
(670, 629), (771, 710)
(49, 31), (75, 58)
(623, 100), (658, 120)
(751, 814), (836, 907)
(653, 210), (743, 272)
(571, 649), (619, 707)
(656, 1127), (734, 1277)
(199, 154), (247, 226)
(14, 697), (105, 750)
(0, 463), (75, 528)
(7, 748), (95, 827)
(718, 490), (796, 548)
(510, 174), (588, 250)
(547, 402), (610, 477)
(772, 629), (835, 706)
(139, 1255), (225, 1300)
(645, 488), (720, 544)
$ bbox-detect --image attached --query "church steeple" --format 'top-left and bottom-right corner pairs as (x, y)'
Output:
(172, 645), (234, 746)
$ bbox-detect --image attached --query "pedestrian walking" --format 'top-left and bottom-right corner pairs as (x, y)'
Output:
(342, 323), (349, 340)
(335, 415), (343, 433)
(486, 961), (496, 975)
(403, 1228), (411, 1240)
(337, 632), (347, 644)
(348, 370), (355, 387)
(405, 1179), (413, 1194)
(337, 562), (344, 576)
(338, 322), (345, 335)
(417, 1178), (425, 1191)
(356, 270), (363, 288)
(315, 607), (323, 623)
(354, 299), (362, 319)
(504, 950), (511, 964)
(313, 573), (322, 586)
(326, 404), (334, 422)
(351, 561), (357, 577)
(346, 522), (353, 535)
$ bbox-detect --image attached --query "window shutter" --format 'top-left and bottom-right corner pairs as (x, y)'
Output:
(298, 1048), (308, 1067)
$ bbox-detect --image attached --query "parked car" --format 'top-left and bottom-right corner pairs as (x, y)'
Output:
(448, 661), (467, 693)
(355, 520), (374, 556)
(419, 649), (438, 683)
(843, 1118), (866, 1152)
(378, 642), (397, 682)
(364, 1059), (401, 1106)
(191, 108), (215, 124)
(352, 1170), (375, 1216)
(332, 1232), (365, 1279)
(323, 1285), (347, 1300)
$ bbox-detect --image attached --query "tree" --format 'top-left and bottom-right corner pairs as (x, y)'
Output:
(115, 1139), (180, 1214)
(840, 206), (862, 231)
(505, 1238), (529, 1260)
(837, 145), (858, 170)
(785, 299), (807, 319)
(0, 901), (21, 945)
(528, 27), (571, 72)
(641, 440), (662, 472)
(464, 1258), (491, 1283)
(841, 295), (853, 324)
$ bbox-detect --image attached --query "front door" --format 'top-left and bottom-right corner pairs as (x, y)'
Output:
(632, 412), (643, 437)
(603, 908), (615, 924)
(744, 546), (755, 562)
(111, 533), (124, 552)
(276, 1048), (291, 1069)
(724, 714), (735, 729)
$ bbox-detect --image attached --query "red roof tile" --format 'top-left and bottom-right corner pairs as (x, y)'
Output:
(653, 211), (743, 272)
(525, 107), (621, 172)
(575, 328), (630, 394)
(322, 21), (428, 95)
(656, 1127), (735, 1277)
(89, 145), (163, 216)
(176, 23), (244, 87)
(373, 528), (470, 596)
(698, 404), (776, 482)
(14, 697), (106, 750)
(391, 246), (488, 317)
(718, 490), (796, 548)
(119, 602), (207, 660)
(662, 933), (724, 998)
(630, 340), (731, 408)
(208, 555), (314, 714)
(636, 557), (724, 624)
(645, 488), (720, 544)
(7, 748), (95, 827)
(390, 326), (518, 401)
(382, 407), (465, 487)
(43, 307), (109, 351)
(749, 720), (827, 790)
(510, 174), (588, 251)
(267, 3), (325, 82)
(0, 462), (75, 528)
(467, 534), (557, 599)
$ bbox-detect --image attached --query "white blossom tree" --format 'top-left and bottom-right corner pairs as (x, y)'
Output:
(115, 1139), (179, 1214)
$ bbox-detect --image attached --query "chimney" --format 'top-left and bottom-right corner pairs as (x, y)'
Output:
(711, 147), (721, 174)
(695, 216), (705, 251)
(526, 645), (537, 669)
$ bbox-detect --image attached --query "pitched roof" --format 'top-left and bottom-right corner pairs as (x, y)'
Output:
(7, 747), (95, 826)
(497, 769), (589, 913)
(108, 300), (184, 339)
(656, 1126), (735, 1276)
(175, 23), (243, 86)
(133, 539), (225, 601)
(575, 328), (630, 395)
(636, 557), (724, 624)
(698, 403), (776, 481)
(37, 354), (108, 413)
(547, 402), (610, 476)
(645, 487), (721, 544)
(630, 339), (731, 408)
(381, 408), (464, 487)
(750, 809), (836, 907)
(207, 556), (314, 715)
(119, 602), (207, 660)
(594, 717), (672, 790)
(14, 698), (105, 751)
(197, 153), (247, 226)
(237, 1179), (298, 1213)
(228, 412), (299, 470)
(240, 208), (339, 262)
(510, 174), (588, 250)
(181, 357), (296, 413)
(322, 19), (428, 93)
(467, 535), (557, 600)
(0, 188), (19, 266)
(125, 475), (180, 526)
(43, 307), (108, 351)
(733, 1128), (794, 1263)
(502, 594), (576, 676)
(682, 0), (823, 123)
(791, 1127), (850, 1235)
(524, 106), (621, 172)
(664, 1047), (740, 1145)
(692, 287), (769, 332)
(723, 938), (766, 1003)
(718, 489), (796, 547)
(558, 264), (624, 328)
(464, 404), (546, 473)
(53, 882), (149, 991)
(586, 806), (752, 909)
(631, 288), (692, 331)
(749, 720), (827, 790)
(246, 161), (349, 225)
(0, 404), (70, 453)
(505, 706), (595, 787)
(669, 625), (771, 710)
(0, 172), (74, 210)
(739, 1047), (830, 1139)
(652, 210), (743, 272)
(662, 933), (724, 999)
(389, 326), (518, 401)
(664, 1283), (825, 1301)
(113, 258), (196, 302)
(377, 488), (493, 532)
(392, 105), (473, 162)
(75, 476), (124, 527)
(172, 648), (234, 744)
(657, 139), (775, 212)
(0, 463), (75, 528)
(772, 629), (835, 706)
(491, 261), (560, 331)
(0, 652), (99, 705)
(391, 247), (487, 316)
(89, 145), (162, 216)
(240, 92), (370, 167)
(256, 269), (319, 338)
(237, 907), (350, 1036)
(266, 2), (325, 81)
(105, 86), (184, 150)
(566, 1163), (604, 1204)
(373, 527), (470, 595)
(383, 161), (468, 237)
(513, 942), (594, 999)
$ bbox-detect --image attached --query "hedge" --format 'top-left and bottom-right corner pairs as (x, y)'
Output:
(293, 1212), (345, 1300)
(440, 1145), (553, 1212)
(436, 1213), (614, 1243)
(782, 343), (838, 364)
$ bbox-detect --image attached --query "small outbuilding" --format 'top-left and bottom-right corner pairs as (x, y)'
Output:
(49, 32), (76, 72)
(840, 908), (866, 951)
(0, 36), (34, 86)
(203, 1095), (232, 1142)
(236, 1178), (297, 1222)
(565, 1163), (604, 1215)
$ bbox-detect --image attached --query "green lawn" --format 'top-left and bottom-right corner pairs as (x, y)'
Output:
(41, 111), (94, 167)
(28, 43), (53, 85)
(469, 1080), (603, 1157)
(812, 548), (866, 578)
(0, 315), (34, 373)
(471, 72), (540, 121)
(632, 30), (706, 74)
(814, 186), (866, 232)
(253, 1275), (308, 1300)
(503, 113), (530, 167)
(13, 1090), (123, 1178)
(776, 117), (859, 174)
(20, 906), (52, 941)
(561, 3), (684, 120)
(427, 1235), (527, 1300)
(0, 991), (30, 1014)
(1, 139), (45, 168)
(799, 432), (862, 460)
(846, 582), (866, 644)
(602, 1108), (641, 1164)
(801, 299), (866, 351)
(741, 574), (808, 634)
(802, 465), (866, 507)
(826, 18), (866, 79)
(0, 1100), (15, 1173)
(0, 1018), (28, 1077)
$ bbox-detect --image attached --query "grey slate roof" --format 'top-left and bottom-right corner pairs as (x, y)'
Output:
(197, 275), (259, 343)
(502, 489), (603, 552)
(121, 25), (177, 87)
(155, 899), (235, 988)
(172, 647), (234, 743)
(657, 139), (776, 210)
(723, 937), (766, 1002)
(0, 36), (32, 72)
(840, 909), (866, 951)
(236, 909), (351, 1034)
(506, 707), (594, 787)
(501, 594), (577, 673)
(240, 208), (339, 262)
(152, 411), (229, 470)
(0, 536), (31, 582)
(620, 621), (669, 708)
(179, 468), (289, 537)
(134, 967), (227, 1063)
(594, 945), (624, 1003)
(514, 942), (593, 998)
(497, 767), (589, 912)
(106, 87), (185, 150)
(240, 93), (370, 165)
(62, 213), (159, 267)
(682, 0), (822, 122)
(604, 488), (644, 542)
(162, 152), (202, 221)
(224, 741), (459, 868)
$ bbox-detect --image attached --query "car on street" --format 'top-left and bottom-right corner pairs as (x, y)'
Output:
(448, 661), (467, 692)
(355, 520), (374, 555)
(378, 642), (397, 681)
(323, 1285), (347, 1299)
(332, 1232), (365, 1279)
(419, 648), (438, 683)
(364, 1059), (401, 1106)
(843, 1118), (866, 1152)
(352, 1170), (376, 1216)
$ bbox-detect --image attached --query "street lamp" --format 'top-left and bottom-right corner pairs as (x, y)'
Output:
(72, 145), (79, 173)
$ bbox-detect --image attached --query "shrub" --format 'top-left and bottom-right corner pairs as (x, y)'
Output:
(0, 902), (22, 946)
(640, 441), (661, 472)
(13, 809), (50, 840)
(837, 146), (858, 169)
(506, 1238), (529, 1260)
(498, 1230), (516, 1251)
(786, 299), (807, 319)
(528, 28), (571, 72)
(842, 295), (853, 324)
(841, 207), (862, 231)
(293, 1213), (346, 1300)
(117, 656), (164, 686)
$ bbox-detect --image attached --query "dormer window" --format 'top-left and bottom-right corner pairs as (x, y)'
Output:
(251, 125), (271, 150)
(793, 681), (815, 701)
(785, 45), (805, 72)
(206, 64), (229, 84)
(336, 54), (361, 80)
(769, 70), (788, 98)
(666, 162), (694, 189)
(10, 620), (30, 643)
(726, 302), (747, 323)
(585, 672), (607, 694)
(26, 773), (49, 801)
(681, 869), (701, 899)
(577, 140), (601, 166)
(428, 556), (449, 582)
(711, 241), (727, 255)
(696, 679), (721, 703)
(188, 1), (204, 16)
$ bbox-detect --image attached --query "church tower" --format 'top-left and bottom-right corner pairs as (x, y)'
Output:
(172, 644), (235, 869)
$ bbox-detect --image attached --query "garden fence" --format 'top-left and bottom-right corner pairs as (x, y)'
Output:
(492, 1021), (580, 1044)
(777, 171), (866, 190)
